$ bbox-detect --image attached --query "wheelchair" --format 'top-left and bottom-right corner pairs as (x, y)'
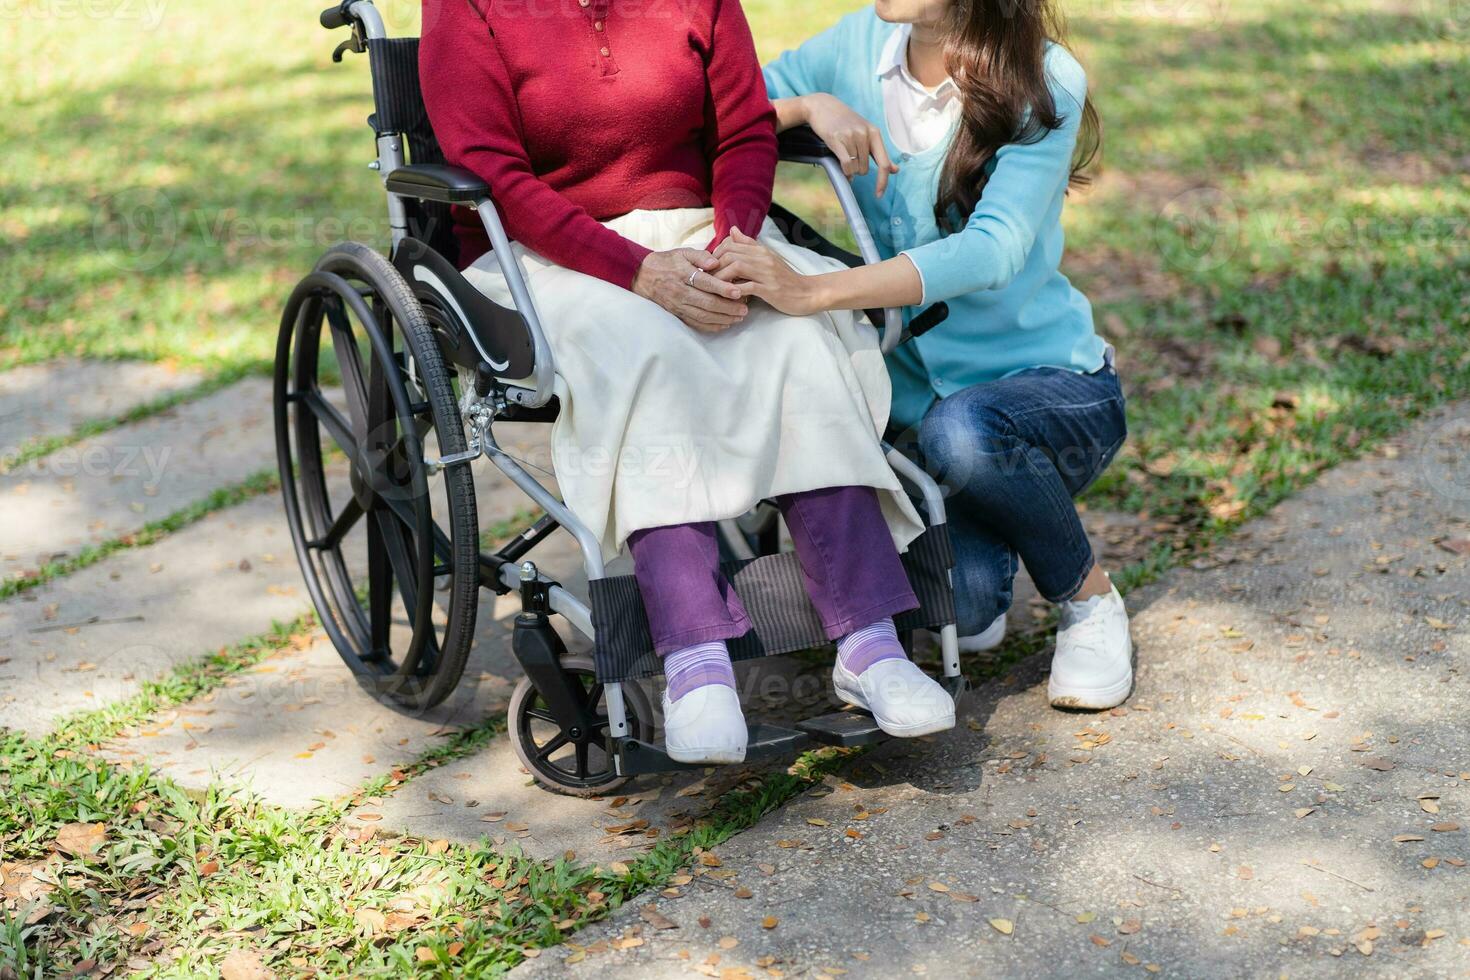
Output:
(274, 0), (965, 796)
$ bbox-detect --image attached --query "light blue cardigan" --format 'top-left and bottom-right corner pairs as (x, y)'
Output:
(763, 9), (1107, 431)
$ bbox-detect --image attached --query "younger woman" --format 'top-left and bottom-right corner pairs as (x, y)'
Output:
(716, 0), (1133, 709)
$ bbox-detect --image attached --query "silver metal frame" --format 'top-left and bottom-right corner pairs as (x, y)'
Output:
(781, 152), (905, 354)
(885, 447), (961, 681)
(340, 0), (955, 750)
(470, 200), (557, 408)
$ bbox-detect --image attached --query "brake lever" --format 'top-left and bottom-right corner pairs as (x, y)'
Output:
(332, 36), (357, 62)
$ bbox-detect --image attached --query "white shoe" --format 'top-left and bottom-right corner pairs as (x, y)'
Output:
(1048, 585), (1134, 710)
(832, 658), (955, 737)
(661, 684), (748, 764)
(957, 614), (1007, 653)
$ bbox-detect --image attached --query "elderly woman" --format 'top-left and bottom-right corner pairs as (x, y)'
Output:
(420, 0), (955, 764)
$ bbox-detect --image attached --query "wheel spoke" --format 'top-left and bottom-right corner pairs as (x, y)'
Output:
(536, 732), (570, 763)
(301, 390), (360, 461)
(324, 297), (371, 443)
(366, 513), (393, 659)
(372, 507), (441, 673)
(376, 489), (455, 568)
(525, 707), (559, 725)
(316, 497), (364, 552)
(574, 741), (591, 777)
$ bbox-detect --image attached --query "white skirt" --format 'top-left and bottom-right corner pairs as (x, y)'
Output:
(463, 207), (924, 560)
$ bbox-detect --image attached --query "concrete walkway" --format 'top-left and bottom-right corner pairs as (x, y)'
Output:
(513, 405), (1470, 978)
(4, 359), (1469, 977)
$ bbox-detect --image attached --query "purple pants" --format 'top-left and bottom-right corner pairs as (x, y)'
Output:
(626, 485), (918, 656)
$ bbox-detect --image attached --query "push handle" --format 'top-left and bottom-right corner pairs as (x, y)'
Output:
(319, 3), (349, 28)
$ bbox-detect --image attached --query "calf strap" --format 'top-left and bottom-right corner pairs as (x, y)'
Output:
(589, 524), (955, 682)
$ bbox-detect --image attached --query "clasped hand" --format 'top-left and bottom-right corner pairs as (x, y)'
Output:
(630, 228), (817, 333)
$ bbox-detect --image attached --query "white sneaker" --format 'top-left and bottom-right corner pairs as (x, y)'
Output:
(662, 684), (748, 764)
(1047, 585), (1134, 710)
(957, 614), (1007, 653)
(832, 658), (955, 737)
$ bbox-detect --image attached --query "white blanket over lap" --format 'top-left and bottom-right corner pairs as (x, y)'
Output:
(463, 207), (924, 560)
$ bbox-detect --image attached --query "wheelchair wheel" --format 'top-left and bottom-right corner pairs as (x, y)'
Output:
(507, 656), (655, 798)
(274, 241), (480, 710)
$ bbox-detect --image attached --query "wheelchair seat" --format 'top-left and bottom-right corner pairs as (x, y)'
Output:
(273, 0), (966, 797)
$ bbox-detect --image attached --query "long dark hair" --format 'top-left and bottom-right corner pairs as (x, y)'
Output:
(934, 0), (1101, 230)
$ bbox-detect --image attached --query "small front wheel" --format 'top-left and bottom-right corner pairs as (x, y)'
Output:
(507, 656), (654, 798)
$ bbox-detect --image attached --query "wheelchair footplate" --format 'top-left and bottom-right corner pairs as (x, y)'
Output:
(612, 676), (970, 777)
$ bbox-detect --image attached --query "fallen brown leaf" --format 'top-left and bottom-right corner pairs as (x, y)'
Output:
(219, 949), (276, 980)
(53, 823), (106, 857)
(640, 905), (678, 930)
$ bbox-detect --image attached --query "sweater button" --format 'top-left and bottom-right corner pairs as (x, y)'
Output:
(599, 46), (610, 56)
(594, 19), (604, 29)
(577, 0), (588, 5)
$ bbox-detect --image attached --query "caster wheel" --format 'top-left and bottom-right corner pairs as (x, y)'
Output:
(507, 656), (655, 798)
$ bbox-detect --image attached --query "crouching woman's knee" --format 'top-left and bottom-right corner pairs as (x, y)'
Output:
(917, 396), (1024, 503)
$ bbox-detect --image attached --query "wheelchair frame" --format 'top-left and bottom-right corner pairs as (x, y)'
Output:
(277, 0), (963, 795)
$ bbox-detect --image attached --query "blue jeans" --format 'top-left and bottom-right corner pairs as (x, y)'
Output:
(907, 360), (1128, 636)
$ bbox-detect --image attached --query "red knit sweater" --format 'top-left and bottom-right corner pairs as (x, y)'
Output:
(419, 0), (778, 289)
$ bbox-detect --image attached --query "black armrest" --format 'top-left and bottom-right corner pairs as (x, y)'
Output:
(907, 302), (949, 339)
(777, 124), (837, 162)
(384, 164), (489, 204)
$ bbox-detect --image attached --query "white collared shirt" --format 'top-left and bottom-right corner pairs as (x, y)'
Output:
(877, 24), (961, 156)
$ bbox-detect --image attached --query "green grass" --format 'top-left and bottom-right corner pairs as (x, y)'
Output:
(3, 0), (1468, 975)
(1, 700), (854, 977)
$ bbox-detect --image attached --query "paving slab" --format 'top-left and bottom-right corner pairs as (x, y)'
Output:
(1, 377), (275, 577)
(0, 493), (309, 734)
(100, 628), (509, 810)
(98, 525), (585, 810)
(0, 358), (205, 460)
(513, 405), (1470, 979)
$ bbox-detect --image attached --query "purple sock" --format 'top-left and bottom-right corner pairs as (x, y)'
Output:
(837, 618), (908, 675)
(664, 640), (736, 701)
